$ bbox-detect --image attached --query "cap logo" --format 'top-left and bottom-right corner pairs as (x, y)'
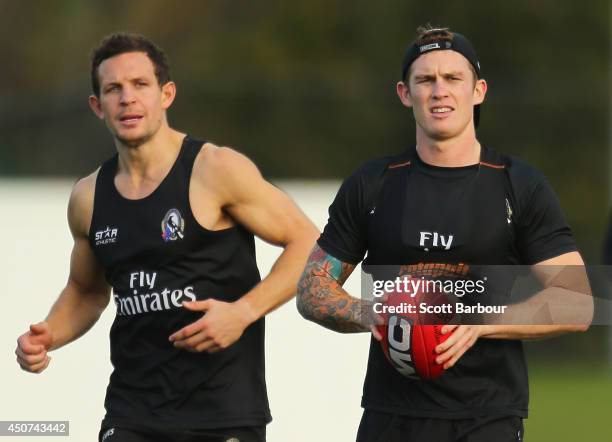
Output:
(419, 43), (440, 52)
(418, 41), (452, 54)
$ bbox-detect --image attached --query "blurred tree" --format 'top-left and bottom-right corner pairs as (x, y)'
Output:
(0, 0), (608, 261)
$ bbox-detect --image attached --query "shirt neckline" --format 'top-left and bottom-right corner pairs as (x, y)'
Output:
(110, 135), (189, 202)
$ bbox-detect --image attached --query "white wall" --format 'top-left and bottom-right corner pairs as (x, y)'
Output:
(0, 179), (369, 442)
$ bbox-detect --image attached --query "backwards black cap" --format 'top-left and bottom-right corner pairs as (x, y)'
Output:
(401, 30), (482, 127)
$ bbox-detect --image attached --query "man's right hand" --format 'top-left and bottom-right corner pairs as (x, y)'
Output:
(16, 322), (53, 374)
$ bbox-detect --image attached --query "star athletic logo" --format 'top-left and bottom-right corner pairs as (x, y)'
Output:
(161, 208), (185, 242)
(95, 226), (118, 246)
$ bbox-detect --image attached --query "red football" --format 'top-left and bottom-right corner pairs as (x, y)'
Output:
(375, 280), (455, 379)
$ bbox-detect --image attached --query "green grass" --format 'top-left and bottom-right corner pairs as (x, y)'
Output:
(525, 365), (612, 441)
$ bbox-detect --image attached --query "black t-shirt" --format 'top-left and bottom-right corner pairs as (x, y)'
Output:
(318, 145), (577, 418)
(89, 136), (271, 430)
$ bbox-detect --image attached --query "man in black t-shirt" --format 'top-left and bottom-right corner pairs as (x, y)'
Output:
(297, 26), (592, 442)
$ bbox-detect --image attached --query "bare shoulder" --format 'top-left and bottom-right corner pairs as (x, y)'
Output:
(199, 142), (260, 176)
(68, 169), (99, 238)
(194, 143), (263, 198)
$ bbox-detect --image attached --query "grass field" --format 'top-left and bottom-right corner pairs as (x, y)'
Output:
(526, 365), (612, 441)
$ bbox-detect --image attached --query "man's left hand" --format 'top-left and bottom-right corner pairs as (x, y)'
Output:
(169, 299), (256, 353)
(435, 324), (484, 369)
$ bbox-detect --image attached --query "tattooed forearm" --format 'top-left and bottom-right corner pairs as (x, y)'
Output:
(297, 244), (371, 333)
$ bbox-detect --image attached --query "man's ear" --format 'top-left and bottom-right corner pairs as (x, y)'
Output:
(473, 78), (487, 105)
(88, 94), (104, 120)
(396, 81), (413, 108)
(161, 81), (177, 110)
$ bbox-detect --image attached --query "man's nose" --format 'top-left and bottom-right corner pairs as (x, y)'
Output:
(431, 78), (449, 98)
(120, 86), (136, 105)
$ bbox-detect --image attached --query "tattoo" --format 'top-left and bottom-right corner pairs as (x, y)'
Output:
(297, 244), (371, 333)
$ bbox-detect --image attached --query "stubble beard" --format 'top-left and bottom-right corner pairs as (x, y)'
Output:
(115, 118), (161, 149)
(116, 132), (155, 149)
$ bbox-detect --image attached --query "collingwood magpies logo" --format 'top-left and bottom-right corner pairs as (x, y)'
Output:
(161, 208), (185, 242)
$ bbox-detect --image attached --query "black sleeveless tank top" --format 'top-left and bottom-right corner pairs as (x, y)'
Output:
(88, 136), (271, 430)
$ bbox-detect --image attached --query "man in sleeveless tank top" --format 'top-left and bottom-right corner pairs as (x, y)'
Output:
(15, 33), (318, 442)
(297, 26), (592, 442)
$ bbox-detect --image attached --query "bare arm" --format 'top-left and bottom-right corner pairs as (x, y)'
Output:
(436, 251), (593, 369)
(16, 174), (111, 372)
(214, 147), (319, 319)
(297, 244), (374, 333)
(46, 174), (111, 349)
(479, 251), (592, 340)
(170, 146), (319, 352)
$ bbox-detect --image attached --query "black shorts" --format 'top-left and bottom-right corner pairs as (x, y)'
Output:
(356, 410), (524, 442)
(98, 425), (266, 442)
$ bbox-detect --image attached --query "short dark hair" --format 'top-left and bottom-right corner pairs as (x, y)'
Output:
(90, 33), (171, 97)
(415, 25), (454, 46)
